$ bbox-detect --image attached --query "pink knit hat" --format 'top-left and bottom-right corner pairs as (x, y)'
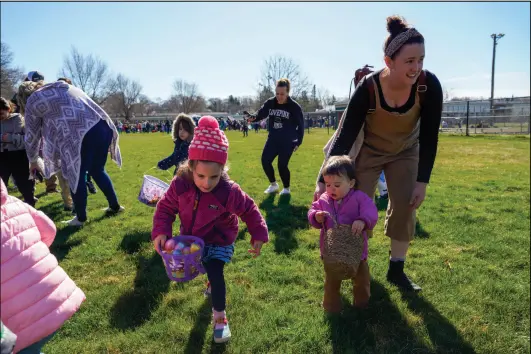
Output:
(188, 116), (229, 165)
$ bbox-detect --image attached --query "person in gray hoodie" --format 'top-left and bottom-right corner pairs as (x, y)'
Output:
(0, 97), (35, 206)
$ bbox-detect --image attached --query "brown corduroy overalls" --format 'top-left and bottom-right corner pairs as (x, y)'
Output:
(355, 76), (422, 243)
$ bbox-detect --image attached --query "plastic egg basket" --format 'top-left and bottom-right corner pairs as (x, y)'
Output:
(138, 175), (170, 207)
(160, 235), (205, 282)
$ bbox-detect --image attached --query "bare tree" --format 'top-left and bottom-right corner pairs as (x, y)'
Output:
(0, 42), (24, 98)
(113, 74), (143, 120)
(60, 46), (115, 105)
(134, 94), (153, 117)
(172, 79), (202, 113)
(442, 86), (453, 102)
(207, 97), (224, 112)
(255, 85), (274, 110)
(318, 87), (333, 108)
(259, 55), (311, 98)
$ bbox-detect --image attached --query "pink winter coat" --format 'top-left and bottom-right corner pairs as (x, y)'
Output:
(308, 189), (378, 260)
(0, 180), (85, 353)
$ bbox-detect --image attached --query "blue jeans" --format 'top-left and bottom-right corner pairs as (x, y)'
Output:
(17, 332), (55, 354)
(71, 119), (120, 222)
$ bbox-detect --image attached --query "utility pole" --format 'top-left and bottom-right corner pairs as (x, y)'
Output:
(490, 33), (505, 125)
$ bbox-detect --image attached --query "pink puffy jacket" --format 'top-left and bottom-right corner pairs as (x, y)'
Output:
(0, 180), (85, 352)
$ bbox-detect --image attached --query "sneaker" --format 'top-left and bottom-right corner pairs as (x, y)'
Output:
(46, 188), (59, 194)
(61, 216), (84, 227)
(86, 180), (97, 194)
(102, 205), (125, 215)
(204, 281), (211, 298)
(279, 188), (291, 195)
(264, 183), (279, 194)
(213, 317), (231, 344)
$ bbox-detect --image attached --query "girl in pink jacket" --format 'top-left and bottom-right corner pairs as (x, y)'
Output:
(308, 155), (378, 313)
(152, 116), (269, 344)
(0, 179), (85, 353)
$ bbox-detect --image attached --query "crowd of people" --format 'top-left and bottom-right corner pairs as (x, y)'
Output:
(1, 15), (443, 352)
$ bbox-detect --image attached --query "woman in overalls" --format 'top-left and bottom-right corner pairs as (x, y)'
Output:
(316, 15), (443, 292)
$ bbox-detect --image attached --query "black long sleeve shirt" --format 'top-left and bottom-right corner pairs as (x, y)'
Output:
(328, 69), (443, 183)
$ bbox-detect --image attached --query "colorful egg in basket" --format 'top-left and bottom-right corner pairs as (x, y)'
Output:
(138, 175), (170, 207)
(160, 235), (205, 282)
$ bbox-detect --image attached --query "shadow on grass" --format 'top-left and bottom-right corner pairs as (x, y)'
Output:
(375, 196), (388, 212)
(182, 299), (228, 354)
(109, 252), (171, 330)
(48, 210), (120, 261)
(237, 227), (248, 241)
(41, 201), (83, 261)
(39, 200), (68, 222)
(258, 193), (308, 255)
(400, 291), (476, 353)
(119, 231), (151, 254)
(415, 219), (430, 239)
(326, 280), (475, 353)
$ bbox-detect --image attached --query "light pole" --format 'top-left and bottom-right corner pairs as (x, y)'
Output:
(490, 33), (505, 124)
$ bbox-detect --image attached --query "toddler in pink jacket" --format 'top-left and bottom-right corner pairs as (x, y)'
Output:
(1, 179), (85, 353)
(308, 155), (378, 313)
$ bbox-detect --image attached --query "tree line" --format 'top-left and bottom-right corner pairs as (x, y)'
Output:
(1, 43), (347, 119)
(2, 42), (468, 119)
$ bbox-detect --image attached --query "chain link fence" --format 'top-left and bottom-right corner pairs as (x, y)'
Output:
(441, 96), (530, 135)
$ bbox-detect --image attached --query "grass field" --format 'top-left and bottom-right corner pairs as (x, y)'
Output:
(13, 129), (529, 354)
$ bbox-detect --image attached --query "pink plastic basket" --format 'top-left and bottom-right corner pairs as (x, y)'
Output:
(160, 235), (206, 282)
(138, 175), (170, 207)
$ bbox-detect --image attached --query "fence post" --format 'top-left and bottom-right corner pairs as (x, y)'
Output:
(466, 100), (470, 136)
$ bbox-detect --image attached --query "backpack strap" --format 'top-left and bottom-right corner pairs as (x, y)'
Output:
(366, 70), (427, 113)
(416, 70), (427, 107)
(366, 75), (376, 114)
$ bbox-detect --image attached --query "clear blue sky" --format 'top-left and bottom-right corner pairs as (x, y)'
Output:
(1, 2), (529, 101)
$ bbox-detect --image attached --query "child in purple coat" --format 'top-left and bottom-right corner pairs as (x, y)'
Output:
(308, 155), (378, 312)
(152, 116), (269, 344)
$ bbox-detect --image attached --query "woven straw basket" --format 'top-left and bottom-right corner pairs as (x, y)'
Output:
(322, 224), (364, 280)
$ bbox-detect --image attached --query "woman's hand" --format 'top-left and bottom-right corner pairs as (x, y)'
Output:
(29, 159), (44, 175)
(153, 234), (168, 254)
(410, 182), (428, 210)
(248, 240), (264, 258)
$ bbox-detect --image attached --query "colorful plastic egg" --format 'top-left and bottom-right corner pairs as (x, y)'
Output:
(190, 243), (201, 253)
(175, 242), (185, 250)
(182, 247), (190, 255)
(164, 239), (176, 252)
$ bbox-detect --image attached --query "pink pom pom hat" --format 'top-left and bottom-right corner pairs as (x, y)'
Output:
(188, 116), (229, 165)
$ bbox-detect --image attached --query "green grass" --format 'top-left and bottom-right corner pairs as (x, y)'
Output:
(15, 129), (529, 353)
